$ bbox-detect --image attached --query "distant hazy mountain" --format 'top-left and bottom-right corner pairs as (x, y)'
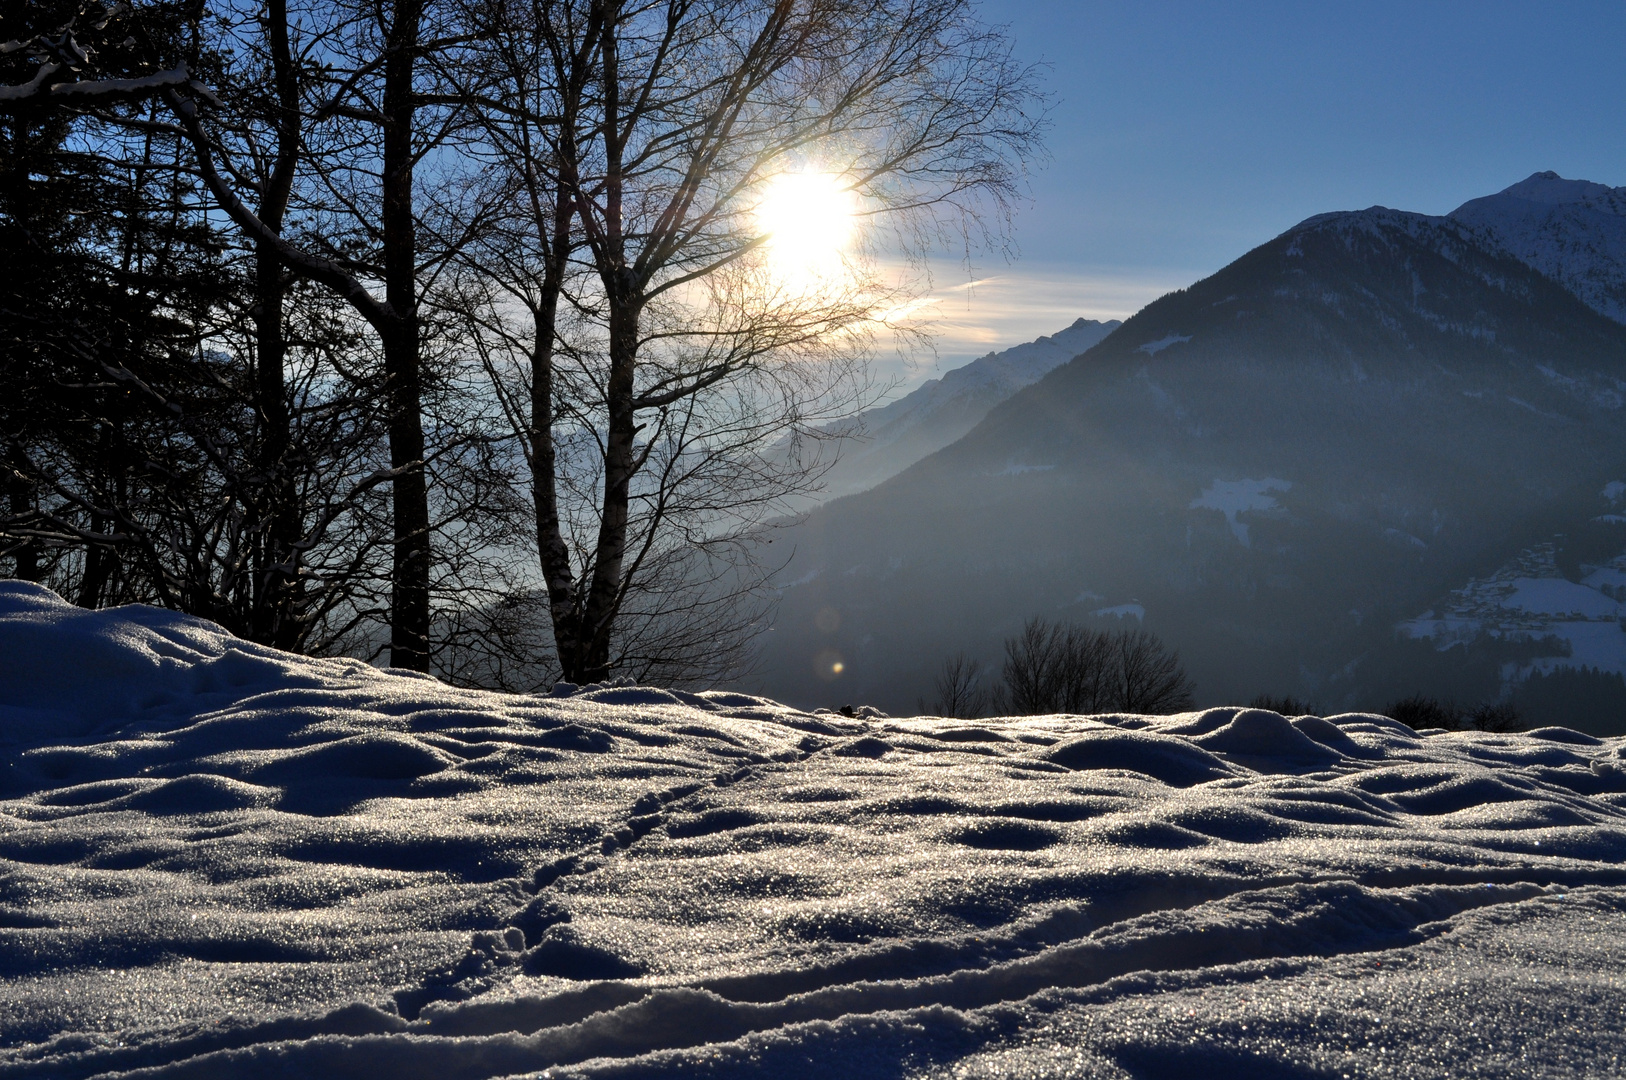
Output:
(752, 199), (1626, 729)
(809, 318), (1120, 499)
(1451, 171), (1626, 325)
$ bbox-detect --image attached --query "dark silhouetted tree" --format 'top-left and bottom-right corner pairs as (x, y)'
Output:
(449, 0), (1043, 684)
(1385, 694), (1525, 733)
(924, 653), (994, 718)
(1002, 618), (1193, 716)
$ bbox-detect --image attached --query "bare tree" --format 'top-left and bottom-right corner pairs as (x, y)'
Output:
(1384, 695), (1525, 733)
(17, 0), (491, 668)
(1002, 618), (1194, 716)
(159, 0), (450, 668)
(3, 0), (1045, 692)
(1002, 619), (1114, 714)
(1001, 618), (1060, 714)
(924, 652), (993, 718)
(1113, 628), (1196, 714)
(449, 0), (1043, 684)
(0, 0), (420, 654)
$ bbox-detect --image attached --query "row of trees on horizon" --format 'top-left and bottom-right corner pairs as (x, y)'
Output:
(925, 618), (1197, 720)
(0, 0), (1042, 688)
(926, 618), (1542, 730)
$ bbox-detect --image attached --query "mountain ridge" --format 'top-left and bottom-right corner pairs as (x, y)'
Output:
(804, 316), (1120, 500)
(753, 194), (1626, 724)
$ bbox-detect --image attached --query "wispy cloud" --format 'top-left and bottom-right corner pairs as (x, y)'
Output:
(870, 262), (1195, 397)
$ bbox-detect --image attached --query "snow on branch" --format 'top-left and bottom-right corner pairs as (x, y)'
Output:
(0, 1), (193, 107)
(43, 63), (191, 100)
(0, 62), (62, 101)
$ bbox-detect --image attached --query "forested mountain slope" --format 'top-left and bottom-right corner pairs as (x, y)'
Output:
(755, 205), (1626, 722)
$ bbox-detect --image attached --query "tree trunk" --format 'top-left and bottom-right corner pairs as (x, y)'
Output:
(576, 284), (638, 682)
(531, 192), (584, 680)
(381, 0), (430, 670)
(7, 478), (36, 581)
(250, 237), (299, 645)
(572, 3), (630, 683)
(382, 320), (430, 670)
(75, 420), (116, 608)
(250, 0), (304, 651)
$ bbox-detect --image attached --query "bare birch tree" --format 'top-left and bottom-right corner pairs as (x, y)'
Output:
(451, 0), (1043, 684)
(2, 0), (1046, 688)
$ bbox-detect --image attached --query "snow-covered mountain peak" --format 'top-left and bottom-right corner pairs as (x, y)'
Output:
(1450, 171), (1626, 324)
(1293, 176), (1626, 326)
(1495, 170), (1626, 211)
(968, 315), (1123, 382)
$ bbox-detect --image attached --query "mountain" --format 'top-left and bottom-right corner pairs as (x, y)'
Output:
(808, 317), (1120, 500)
(1451, 171), (1626, 325)
(750, 202), (1626, 727)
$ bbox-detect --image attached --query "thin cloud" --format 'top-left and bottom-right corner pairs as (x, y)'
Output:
(874, 263), (1194, 395)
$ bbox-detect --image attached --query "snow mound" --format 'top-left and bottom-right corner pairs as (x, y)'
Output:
(2, 588), (1623, 1077)
(0, 581), (336, 739)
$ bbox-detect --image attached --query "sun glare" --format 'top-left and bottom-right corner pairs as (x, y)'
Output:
(753, 171), (857, 287)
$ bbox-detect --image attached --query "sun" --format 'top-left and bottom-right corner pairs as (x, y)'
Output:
(753, 171), (857, 287)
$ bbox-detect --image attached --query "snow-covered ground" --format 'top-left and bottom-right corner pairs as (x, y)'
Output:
(1189, 478), (1292, 548)
(1401, 540), (1626, 684)
(3, 582), (1624, 1078)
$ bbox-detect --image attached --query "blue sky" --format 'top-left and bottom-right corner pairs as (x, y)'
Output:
(893, 0), (1626, 385)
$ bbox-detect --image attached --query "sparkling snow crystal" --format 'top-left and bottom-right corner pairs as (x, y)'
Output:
(2, 583), (1623, 1077)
